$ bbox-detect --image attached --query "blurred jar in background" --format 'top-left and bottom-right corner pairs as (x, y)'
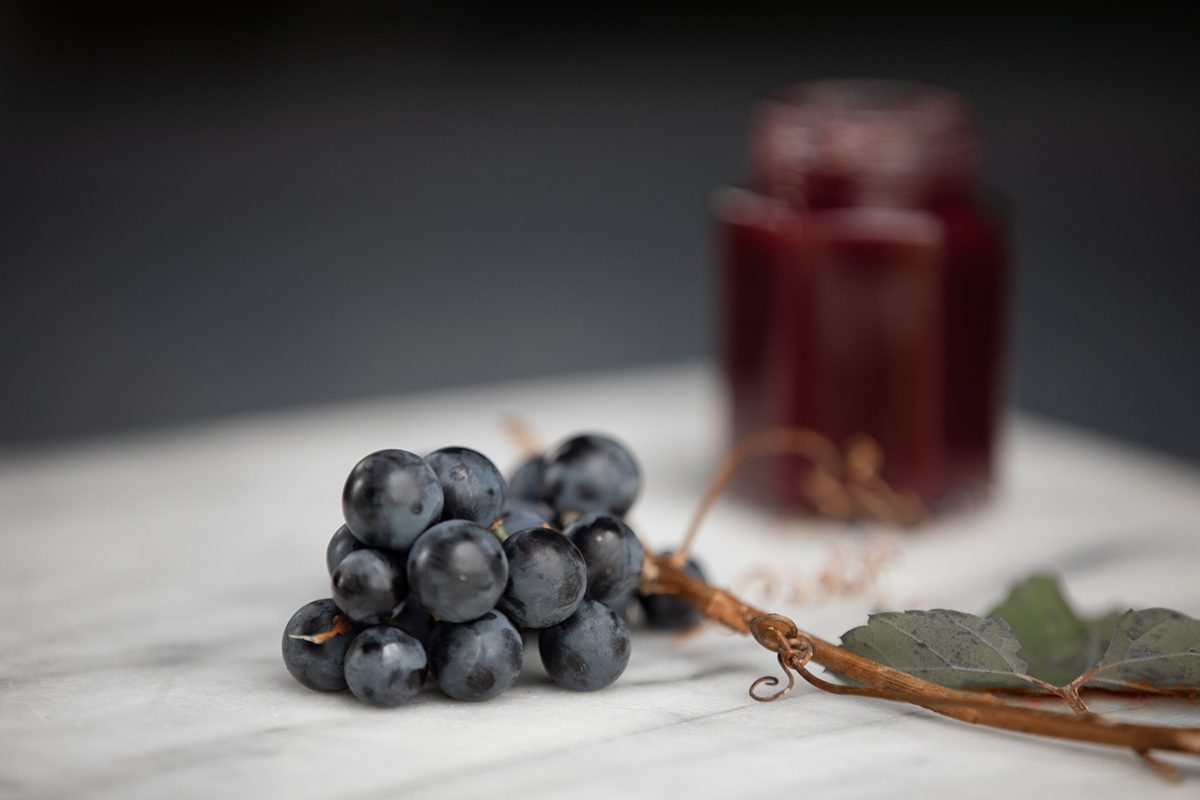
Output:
(716, 81), (1007, 513)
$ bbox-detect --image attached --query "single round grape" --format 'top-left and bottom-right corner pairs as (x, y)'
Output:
(539, 434), (640, 517)
(425, 447), (507, 526)
(342, 449), (444, 551)
(507, 455), (546, 502)
(638, 553), (706, 631)
(495, 499), (556, 537)
(498, 528), (587, 628)
(407, 520), (508, 623)
(343, 626), (428, 707)
(390, 594), (436, 647)
(538, 597), (631, 691)
(565, 512), (643, 604)
(281, 598), (356, 692)
(325, 523), (365, 574)
(331, 549), (408, 625)
(428, 610), (523, 702)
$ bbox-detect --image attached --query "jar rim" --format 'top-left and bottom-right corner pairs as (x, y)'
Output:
(750, 79), (979, 207)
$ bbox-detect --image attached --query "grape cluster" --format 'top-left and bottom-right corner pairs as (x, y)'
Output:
(282, 433), (679, 707)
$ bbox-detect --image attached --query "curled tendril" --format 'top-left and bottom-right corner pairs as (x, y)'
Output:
(783, 636), (815, 669)
(747, 614), (816, 702)
(750, 653), (795, 702)
(749, 614), (799, 652)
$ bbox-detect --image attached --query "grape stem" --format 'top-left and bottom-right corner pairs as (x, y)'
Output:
(501, 415), (544, 458)
(286, 614), (352, 645)
(641, 552), (1200, 762)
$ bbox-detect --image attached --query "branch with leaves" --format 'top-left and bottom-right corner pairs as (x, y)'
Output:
(641, 555), (1200, 766)
(645, 427), (1200, 772)
(842, 577), (1200, 712)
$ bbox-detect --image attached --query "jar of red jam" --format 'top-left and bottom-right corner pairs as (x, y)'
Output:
(717, 81), (1008, 512)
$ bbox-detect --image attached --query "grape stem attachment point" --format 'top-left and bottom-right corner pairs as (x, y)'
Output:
(286, 614), (352, 645)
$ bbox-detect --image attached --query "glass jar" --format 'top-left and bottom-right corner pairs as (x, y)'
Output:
(717, 81), (1008, 512)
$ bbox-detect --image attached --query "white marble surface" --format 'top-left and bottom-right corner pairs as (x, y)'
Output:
(2, 364), (1199, 799)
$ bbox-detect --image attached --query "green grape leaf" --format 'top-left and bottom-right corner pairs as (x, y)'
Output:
(986, 573), (1119, 685)
(1082, 610), (1122, 670)
(1087, 608), (1200, 689)
(840, 609), (1031, 689)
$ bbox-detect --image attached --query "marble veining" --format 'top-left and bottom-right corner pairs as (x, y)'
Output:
(1, 365), (1198, 799)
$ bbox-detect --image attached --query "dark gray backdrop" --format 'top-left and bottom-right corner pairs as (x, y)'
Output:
(2, 8), (1197, 460)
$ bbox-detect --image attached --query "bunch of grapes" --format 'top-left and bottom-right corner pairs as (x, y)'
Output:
(282, 433), (691, 708)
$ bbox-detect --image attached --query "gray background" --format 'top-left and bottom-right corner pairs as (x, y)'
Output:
(2, 8), (1197, 460)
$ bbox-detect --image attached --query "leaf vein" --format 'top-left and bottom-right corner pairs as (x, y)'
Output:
(945, 614), (1021, 670)
(1099, 652), (1200, 669)
(874, 616), (952, 666)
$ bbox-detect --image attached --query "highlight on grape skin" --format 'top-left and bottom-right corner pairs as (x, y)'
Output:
(538, 433), (641, 518)
(342, 449), (445, 551)
(428, 610), (524, 702)
(331, 548), (409, 625)
(499, 527), (587, 628)
(539, 597), (632, 691)
(344, 626), (429, 708)
(425, 446), (507, 527)
(565, 512), (644, 605)
(407, 519), (509, 623)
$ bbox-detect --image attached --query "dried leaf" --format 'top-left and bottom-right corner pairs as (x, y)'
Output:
(986, 573), (1118, 685)
(1088, 608), (1200, 689)
(840, 609), (1031, 689)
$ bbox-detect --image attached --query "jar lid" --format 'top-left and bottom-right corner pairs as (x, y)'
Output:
(750, 80), (979, 207)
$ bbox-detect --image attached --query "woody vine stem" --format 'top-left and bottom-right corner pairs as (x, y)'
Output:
(643, 427), (1200, 765)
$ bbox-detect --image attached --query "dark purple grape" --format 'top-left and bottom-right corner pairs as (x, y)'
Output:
(538, 598), (630, 691)
(498, 528), (587, 628)
(407, 520), (508, 623)
(638, 553), (706, 631)
(343, 449), (443, 551)
(495, 499), (556, 537)
(344, 627), (428, 708)
(507, 455), (546, 502)
(539, 434), (640, 517)
(325, 523), (365, 574)
(425, 447), (507, 526)
(565, 513), (643, 605)
(281, 598), (356, 692)
(331, 549), (408, 625)
(428, 610), (523, 701)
